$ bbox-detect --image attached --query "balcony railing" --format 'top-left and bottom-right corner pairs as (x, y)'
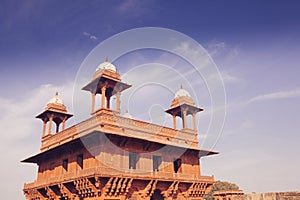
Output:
(41, 109), (199, 152)
(24, 166), (214, 190)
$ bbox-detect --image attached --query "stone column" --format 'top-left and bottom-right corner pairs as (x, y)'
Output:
(101, 87), (106, 108)
(107, 95), (111, 109)
(192, 112), (197, 131)
(91, 93), (96, 113)
(62, 116), (67, 131)
(116, 91), (121, 114)
(48, 115), (53, 134)
(173, 115), (177, 129)
(42, 119), (47, 137)
(182, 109), (187, 129)
(56, 123), (59, 133)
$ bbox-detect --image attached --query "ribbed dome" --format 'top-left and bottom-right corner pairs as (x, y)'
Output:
(174, 86), (191, 98)
(95, 59), (117, 72)
(47, 92), (64, 105)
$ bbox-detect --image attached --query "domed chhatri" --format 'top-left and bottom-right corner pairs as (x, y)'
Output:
(165, 85), (203, 130)
(83, 57), (131, 115)
(95, 58), (117, 72)
(36, 92), (73, 137)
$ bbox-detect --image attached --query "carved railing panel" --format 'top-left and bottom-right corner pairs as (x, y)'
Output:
(24, 166), (213, 191)
(41, 109), (200, 152)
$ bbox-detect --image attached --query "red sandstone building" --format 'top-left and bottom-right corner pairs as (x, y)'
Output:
(22, 60), (218, 200)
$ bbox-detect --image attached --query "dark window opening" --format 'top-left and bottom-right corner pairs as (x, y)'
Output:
(173, 158), (182, 173)
(129, 152), (138, 169)
(153, 155), (162, 171)
(77, 154), (83, 169)
(62, 159), (68, 172)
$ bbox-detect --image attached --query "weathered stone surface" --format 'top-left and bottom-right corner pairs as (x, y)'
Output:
(214, 191), (300, 200)
(243, 192), (300, 200)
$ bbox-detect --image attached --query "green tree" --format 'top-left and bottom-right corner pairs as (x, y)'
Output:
(204, 180), (239, 200)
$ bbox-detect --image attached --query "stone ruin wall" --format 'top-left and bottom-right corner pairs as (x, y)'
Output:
(231, 192), (300, 200)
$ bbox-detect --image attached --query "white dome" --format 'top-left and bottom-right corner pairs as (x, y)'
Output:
(95, 61), (117, 72)
(123, 111), (133, 119)
(47, 92), (64, 105)
(175, 87), (191, 98)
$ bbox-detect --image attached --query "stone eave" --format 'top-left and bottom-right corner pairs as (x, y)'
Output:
(35, 110), (73, 120)
(21, 131), (218, 164)
(165, 103), (203, 116)
(81, 75), (131, 95)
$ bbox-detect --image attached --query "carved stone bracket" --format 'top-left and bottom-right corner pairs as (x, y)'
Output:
(185, 182), (208, 198)
(140, 179), (158, 198)
(162, 181), (180, 198)
(24, 188), (43, 200)
(74, 177), (99, 198)
(45, 186), (57, 200)
(58, 183), (74, 199)
(103, 177), (133, 197)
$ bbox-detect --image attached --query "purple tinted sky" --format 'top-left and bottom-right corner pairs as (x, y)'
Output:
(1, 0), (300, 94)
(0, 1), (300, 199)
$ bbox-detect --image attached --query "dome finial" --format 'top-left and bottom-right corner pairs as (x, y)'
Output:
(106, 57), (108, 62)
(47, 91), (64, 105)
(174, 85), (191, 98)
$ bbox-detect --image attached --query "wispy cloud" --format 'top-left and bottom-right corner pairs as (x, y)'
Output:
(206, 41), (227, 56)
(116, 0), (154, 17)
(221, 71), (240, 82)
(83, 32), (98, 41)
(203, 70), (240, 84)
(247, 88), (300, 103)
(206, 40), (240, 60)
(118, 0), (138, 12)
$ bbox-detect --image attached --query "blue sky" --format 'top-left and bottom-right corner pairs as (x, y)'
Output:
(1, 0), (300, 199)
